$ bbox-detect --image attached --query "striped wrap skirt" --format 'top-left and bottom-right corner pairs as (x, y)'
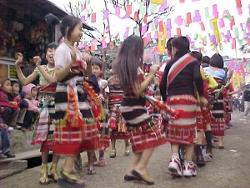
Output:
(196, 105), (212, 131)
(109, 105), (130, 140)
(127, 119), (166, 153)
(32, 90), (56, 152)
(166, 95), (197, 145)
(211, 94), (225, 136)
(53, 82), (99, 155)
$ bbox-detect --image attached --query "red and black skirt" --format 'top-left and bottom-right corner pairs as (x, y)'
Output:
(127, 120), (166, 153)
(166, 95), (197, 145)
(53, 82), (99, 155)
(211, 96), (225, 136)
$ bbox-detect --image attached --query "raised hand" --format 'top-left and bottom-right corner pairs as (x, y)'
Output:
(33, 56), (42, 66)
(15, 52), (23, 66)
(150, 64), (159, 75)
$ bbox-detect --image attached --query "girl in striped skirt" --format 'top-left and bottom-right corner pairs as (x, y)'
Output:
(15, 43), (59, 184)
(53, 16), (99, 185)
(107, 72), (130, 158)
(113, 35), (166, 185)
(204, 53), (226, 149)
(160, 37), (205, 177)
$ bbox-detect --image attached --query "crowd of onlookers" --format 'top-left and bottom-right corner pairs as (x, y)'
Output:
(0, 78), (40, 159)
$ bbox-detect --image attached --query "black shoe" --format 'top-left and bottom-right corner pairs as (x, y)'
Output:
(4, 152), (15, 158)
(196, 154), (206, 167)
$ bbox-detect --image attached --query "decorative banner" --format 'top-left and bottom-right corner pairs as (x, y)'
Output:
(159, 0), (168, 11)
(157, 23), (166, 54)
(218, 18), (225, 28)
(231, 38), (236, 49)
(209, 34), (216, 45)
(103, 9), (109, 20)
(235, 0), (242, 14)
(91, 13), (96, 23)
(126, 5), (132, 16)
(151, 0), (163, 4)
(210, 18), (221, 47)
(176, 28), (182, 36)
(115, 6), (120, 16)
(193, 10), (201, 22)
(102, 38), (107, 48)
(230, 17), (235, 30)
(143, 15), (148, 23)
(234, 28), (239, 39)
(166, 18), (172, 30)
(200, 22), (205, 31)
(141, 25), (148, 35)
(212, 4), (219, 18)
(186, 12), (192, 25)
(154, 18), (159, 28)
(204, 7), (209, 18)
(159, 21), (164, 32)
(175, 15), (183, 26)
(134, 11), (139, 21)
(81, 15), (86, 23)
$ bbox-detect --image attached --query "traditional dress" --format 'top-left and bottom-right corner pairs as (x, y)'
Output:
(223, 83), (234, 126)
(53, 42), (99, 155)
(196, 68), (218, 132)
(108, 76), (129, 140)
(31, 65), (56, 152)
(204, 67), (226, 137)
(120, 70), (166, 153)
(160, 53), (204, 145)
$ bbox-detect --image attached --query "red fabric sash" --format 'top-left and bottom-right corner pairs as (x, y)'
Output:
(167, 54), (195, 88)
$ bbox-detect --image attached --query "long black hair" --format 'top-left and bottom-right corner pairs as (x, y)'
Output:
(113, 35), (144, 91)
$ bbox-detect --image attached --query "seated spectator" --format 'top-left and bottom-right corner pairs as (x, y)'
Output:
(0, 78), (19, 127)
(0, 79), (16, 159)
(22, 84), (39, 131)
(10, 80), (28, 129)
(0, 116), (15, 159)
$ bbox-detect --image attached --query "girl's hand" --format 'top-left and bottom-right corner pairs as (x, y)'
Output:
(15, 52), (23, 66)
(33, 56), (42, 66)
(150, 64), (159, 75)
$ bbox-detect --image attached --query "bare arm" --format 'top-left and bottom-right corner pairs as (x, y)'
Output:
(133, 73), (155, 96)
(55, 64), (71, 82)
(36, 65), (57, 83)
(15, 53), (38, 86)
(133, 64), (159, 96)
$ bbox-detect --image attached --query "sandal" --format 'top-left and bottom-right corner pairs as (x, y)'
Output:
(124, 149), (130, 156)
(60, 169), (85, 185)
(94, 160), (107, 167)
(109, 149), (116, 158)
(131, 170), (155, 185)
(87, 168), (96, 175)
(124, 173), (140, 181)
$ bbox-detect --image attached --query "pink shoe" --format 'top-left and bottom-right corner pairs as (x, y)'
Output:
(168, 154), (182, 177)
(183, 161), (197, 177)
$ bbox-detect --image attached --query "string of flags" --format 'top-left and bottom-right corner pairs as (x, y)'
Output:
(79, 0), (249, 54)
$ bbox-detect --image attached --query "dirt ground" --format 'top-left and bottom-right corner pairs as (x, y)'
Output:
(1, 112), (250, 188)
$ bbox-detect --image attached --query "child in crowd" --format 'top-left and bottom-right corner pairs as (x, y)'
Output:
(22, 83), (39, 130)
(0, 79), (19, 127)
(91, 57), (109, 167)
(0, 78), (16, 158)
